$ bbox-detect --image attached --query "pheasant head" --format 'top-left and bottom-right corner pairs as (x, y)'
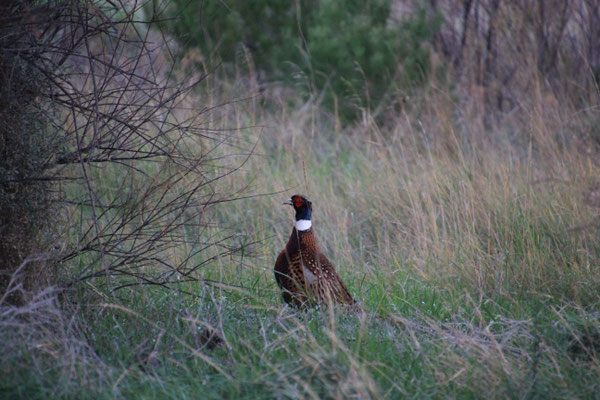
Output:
(283, 194), (312, 231)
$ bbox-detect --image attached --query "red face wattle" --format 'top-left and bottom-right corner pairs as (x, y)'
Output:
(292, 196), (304, 209)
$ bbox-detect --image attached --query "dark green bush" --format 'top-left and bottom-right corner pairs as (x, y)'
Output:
(163, 0), (311, 70)
(163, 0), (440, 121)
(305, 3), (440, 120)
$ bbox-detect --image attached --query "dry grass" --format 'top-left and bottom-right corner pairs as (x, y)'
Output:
(212, 66), (600, 305)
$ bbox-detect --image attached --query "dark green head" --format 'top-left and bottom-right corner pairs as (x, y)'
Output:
(283, 194), (312, 221)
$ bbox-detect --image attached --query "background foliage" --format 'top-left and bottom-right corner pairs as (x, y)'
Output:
(164, 0), (440, 120)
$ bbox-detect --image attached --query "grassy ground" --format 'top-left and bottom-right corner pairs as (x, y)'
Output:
(2, 68), (600, 399)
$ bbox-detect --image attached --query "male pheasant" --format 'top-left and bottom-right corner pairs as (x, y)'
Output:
(274, 194), (355, 307)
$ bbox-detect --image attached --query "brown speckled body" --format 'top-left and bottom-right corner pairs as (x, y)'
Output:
(274, 227), (354, 307)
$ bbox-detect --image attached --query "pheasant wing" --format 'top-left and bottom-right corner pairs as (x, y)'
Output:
(274, 249), (308, 306)
(300, 252), (354, 306)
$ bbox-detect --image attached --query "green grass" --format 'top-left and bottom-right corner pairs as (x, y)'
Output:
(2, 278), (599, 398)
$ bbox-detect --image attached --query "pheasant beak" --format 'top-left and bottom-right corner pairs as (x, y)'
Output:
(283, 198), (293, 206)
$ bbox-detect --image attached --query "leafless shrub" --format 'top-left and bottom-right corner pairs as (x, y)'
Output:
(0, 0), (256, 300)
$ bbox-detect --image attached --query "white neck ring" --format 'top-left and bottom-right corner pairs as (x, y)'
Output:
(295, 219), (312, 231)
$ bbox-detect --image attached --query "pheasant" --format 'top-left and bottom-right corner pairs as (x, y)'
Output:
(274, 194), (355, 307)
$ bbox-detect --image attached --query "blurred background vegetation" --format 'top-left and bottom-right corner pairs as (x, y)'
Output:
(160, 0), (600, 124)
(2, 0), (600, 398)
(162, 0), (440, 120)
